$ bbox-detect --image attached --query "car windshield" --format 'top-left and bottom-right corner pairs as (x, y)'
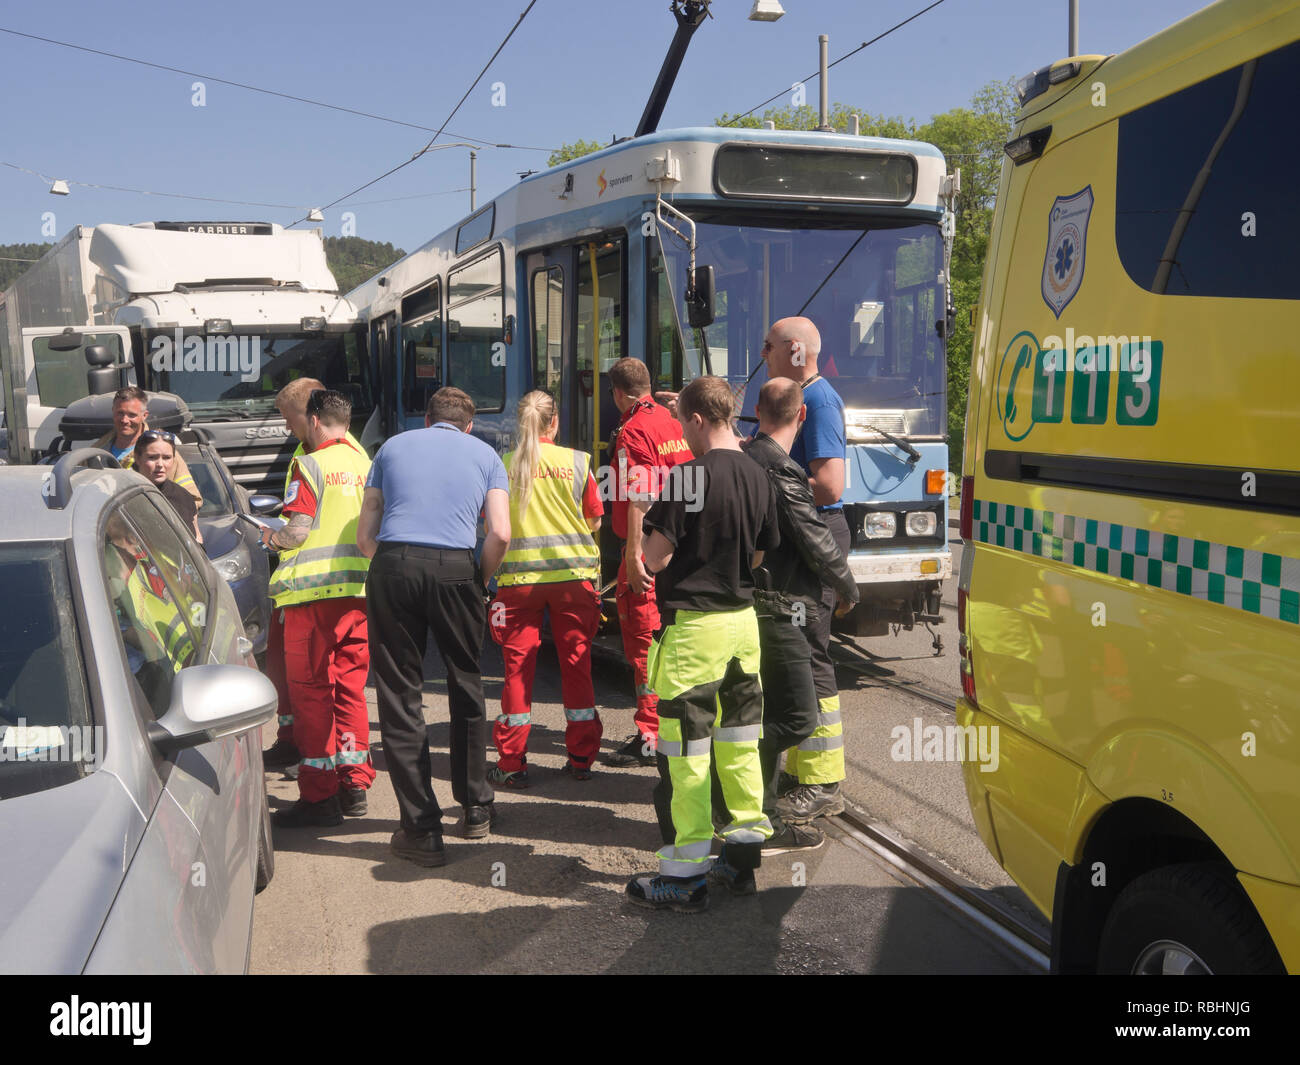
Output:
(0, 543), (95, 799)
(650, 215), (947, 436)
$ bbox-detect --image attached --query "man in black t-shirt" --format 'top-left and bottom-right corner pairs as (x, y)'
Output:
(625, 376), (780, 913)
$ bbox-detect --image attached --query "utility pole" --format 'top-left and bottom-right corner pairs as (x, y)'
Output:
(470, 150), (477, 211)
(1069, 0), (1079, 55)
(817, 34), (833, 131)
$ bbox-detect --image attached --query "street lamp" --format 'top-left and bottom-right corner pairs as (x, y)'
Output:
(413, 142), (480, 212)
(748, 0), (785, 20)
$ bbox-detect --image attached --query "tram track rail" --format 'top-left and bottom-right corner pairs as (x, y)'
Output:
(826, 807), (1051, 970)
(829, 635), (958, 712)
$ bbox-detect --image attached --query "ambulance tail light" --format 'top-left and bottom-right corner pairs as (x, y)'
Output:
(958, 587), (977, 707)
(959, 475), (973, 542)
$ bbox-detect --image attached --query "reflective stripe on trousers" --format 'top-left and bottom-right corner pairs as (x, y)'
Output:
(787, 693), (845, 785)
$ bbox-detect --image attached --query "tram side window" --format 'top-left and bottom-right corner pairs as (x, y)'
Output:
(402, 279), (442, 415)
(531, 267), (563, 396)
(447, 249), (505, 413)
(576, 241), (624, 379)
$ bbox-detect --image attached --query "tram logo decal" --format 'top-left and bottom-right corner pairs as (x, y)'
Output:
(1042, 186), (1093, 318)
(597, 170), (607, 196)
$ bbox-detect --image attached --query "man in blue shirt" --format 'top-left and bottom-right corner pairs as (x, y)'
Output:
(357, 387), (511, 867)
(760, 317), (852, 825)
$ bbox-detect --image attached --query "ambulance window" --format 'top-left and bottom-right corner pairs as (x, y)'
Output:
(1116, 37), (1300, 300)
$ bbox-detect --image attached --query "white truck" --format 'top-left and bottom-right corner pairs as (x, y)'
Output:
(0, 221), (371, 491)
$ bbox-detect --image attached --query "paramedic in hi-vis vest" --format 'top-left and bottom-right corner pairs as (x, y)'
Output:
(262, 389), (374, 828)
(263, 377), (365, 772)
(604, 357), (692, 768)
(489, 391), (605, 784)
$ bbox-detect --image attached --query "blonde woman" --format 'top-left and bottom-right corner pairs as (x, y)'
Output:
(489, 391), (604, 784)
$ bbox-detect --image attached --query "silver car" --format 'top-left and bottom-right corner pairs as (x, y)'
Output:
(0, 449), (277, 973)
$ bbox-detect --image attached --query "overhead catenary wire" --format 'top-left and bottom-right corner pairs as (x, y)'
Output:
(286, 0), (538, 228)
(721, 0), (948, 126)
(0, 25), (554, 152)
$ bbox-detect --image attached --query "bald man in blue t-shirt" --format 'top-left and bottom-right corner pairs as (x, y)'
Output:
(759, 317), (851, 825)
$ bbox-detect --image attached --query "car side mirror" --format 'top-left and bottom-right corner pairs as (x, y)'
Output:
(248, 493), (283, 517)
(147, 664), (277, 755)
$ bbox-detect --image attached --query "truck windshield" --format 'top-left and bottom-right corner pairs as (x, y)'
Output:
(147, 328), (371, 420)
(650, 216), (946, 436)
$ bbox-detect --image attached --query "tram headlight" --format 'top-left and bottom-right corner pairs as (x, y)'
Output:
(863, 512), (896, 539)
(904, 511), (937, 537)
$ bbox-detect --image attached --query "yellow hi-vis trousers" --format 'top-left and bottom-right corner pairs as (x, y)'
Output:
(648, 606), (773, 878)
(785, 693), (844, 784)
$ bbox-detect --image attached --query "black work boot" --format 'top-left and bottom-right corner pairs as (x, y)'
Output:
(272, 794), (344, 828)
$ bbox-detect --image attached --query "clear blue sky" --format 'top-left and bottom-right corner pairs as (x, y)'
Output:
(0, 0), (1215, 253)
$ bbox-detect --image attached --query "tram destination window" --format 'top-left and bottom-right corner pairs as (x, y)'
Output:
(447, 248), (505, 412)
(715, 145), (917, 205)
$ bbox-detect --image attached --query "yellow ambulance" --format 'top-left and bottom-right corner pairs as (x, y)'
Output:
(957, 0), (1299, 973)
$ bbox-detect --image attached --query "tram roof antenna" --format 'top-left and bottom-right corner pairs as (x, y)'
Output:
(635, 1), (713, 139)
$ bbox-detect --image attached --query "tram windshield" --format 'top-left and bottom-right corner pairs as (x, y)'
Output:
(649, 217), (946, 437)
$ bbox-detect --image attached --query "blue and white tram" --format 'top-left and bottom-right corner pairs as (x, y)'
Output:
(348, 125), (957, 637)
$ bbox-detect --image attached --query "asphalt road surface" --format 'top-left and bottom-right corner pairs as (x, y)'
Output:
(251, 537), (1043, 974)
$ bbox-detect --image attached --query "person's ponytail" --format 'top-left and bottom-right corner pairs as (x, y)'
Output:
(510, 391), (556, 521)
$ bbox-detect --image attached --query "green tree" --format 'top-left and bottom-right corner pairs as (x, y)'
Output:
(323, 236), (406, 294)
(715, 81), (1017, 471)
(547, 139), (606, 167)
(0, 242), (54, 290)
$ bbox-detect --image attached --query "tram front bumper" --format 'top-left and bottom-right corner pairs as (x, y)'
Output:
(847, 550), (952, 584)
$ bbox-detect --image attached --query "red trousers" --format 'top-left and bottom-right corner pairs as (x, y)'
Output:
(283, 597), (375, 802)
(616, 553), (660, 741)
(489, 580), (602, 771)
(266, 607), (294, 744)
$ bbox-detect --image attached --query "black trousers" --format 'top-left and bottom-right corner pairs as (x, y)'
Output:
(367, 543), (493, 836)
(808, 509), (852, 700)
(755, 612), (819, 813)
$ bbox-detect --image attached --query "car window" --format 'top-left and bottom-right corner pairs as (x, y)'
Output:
(181, 448), (233, 519)
(103, 501), (203, 719)
(123, 494), (211, 648)
(0, 543), (94, 800)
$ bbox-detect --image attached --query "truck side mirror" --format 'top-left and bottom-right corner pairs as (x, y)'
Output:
(686, 265), (715, 329)
(84, 344), (129, 396)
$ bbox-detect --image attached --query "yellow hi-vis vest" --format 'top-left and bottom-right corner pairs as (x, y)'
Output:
(269, 439), (371, 606)
(497, 441), (599, 587)
(285, 431), (363, 495)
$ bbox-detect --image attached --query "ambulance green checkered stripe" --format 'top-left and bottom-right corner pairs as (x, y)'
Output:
(972, 499), (1300, 625)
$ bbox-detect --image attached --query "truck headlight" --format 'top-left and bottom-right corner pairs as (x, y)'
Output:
(904, 511), (938, 537)
(213, 543), (253, 582)
(863, 512), (897, 539)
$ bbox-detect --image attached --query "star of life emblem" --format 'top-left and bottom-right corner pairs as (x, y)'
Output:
(1042, 186), (1094, 318)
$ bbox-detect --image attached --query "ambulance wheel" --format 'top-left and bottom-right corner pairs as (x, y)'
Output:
(1096, 862), (1284, 974)
(255, 786), (276, 893)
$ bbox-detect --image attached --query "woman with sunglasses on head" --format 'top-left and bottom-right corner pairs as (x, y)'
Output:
(134, 429), (203, 544)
